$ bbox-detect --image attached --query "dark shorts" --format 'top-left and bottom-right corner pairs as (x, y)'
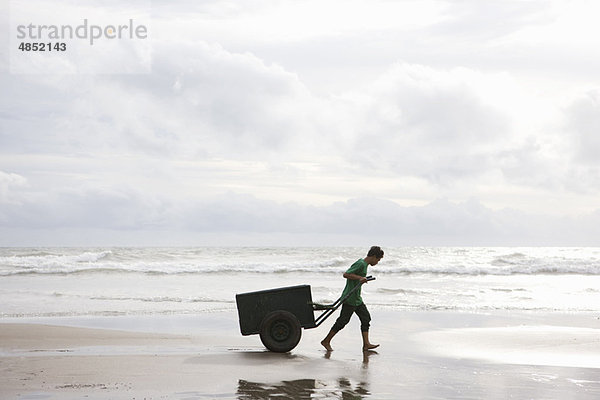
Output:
(331, 303), (371, 332)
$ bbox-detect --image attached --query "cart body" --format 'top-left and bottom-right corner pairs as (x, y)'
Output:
(236, 285), (316, 335)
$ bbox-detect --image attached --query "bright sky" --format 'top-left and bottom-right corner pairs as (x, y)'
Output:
(1, 0), (600, 246)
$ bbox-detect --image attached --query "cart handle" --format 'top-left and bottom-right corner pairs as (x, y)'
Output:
(311, 275), (375, 311)
(313, 276), (375, 327)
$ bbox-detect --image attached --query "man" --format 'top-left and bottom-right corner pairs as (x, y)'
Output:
(321, 246), (383, 352)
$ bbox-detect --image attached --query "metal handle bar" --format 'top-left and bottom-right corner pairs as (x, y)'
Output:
(314, 276), (375, 327)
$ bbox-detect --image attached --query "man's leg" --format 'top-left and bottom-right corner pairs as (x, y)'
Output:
(321, 303), (355, 351)
(320, 330), (336, 351)
(356, 304), (379, 351)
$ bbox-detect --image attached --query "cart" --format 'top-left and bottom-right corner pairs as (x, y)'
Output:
(235, 276), (375, 352)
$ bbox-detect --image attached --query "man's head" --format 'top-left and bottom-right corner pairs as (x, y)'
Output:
(365, 246), (384, 265)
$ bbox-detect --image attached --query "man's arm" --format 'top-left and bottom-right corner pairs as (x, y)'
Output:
(343, 273), (368, 284)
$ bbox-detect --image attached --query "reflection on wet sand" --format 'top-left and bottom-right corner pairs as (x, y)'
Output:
(362, 350), (378, 366)
(237, 377), (370, 399)
(322, 349), (377, 365)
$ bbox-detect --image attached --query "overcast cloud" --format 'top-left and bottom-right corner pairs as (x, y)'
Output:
(1, 0), (600, 246)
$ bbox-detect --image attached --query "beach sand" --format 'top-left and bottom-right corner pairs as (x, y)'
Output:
(2, 310), (600, 399)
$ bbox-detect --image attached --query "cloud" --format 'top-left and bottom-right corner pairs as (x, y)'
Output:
(3, 47), (597, 217)
(340, 64), (514, 184)
(565, 90), (600, 165)
(3, 0), (600, 246)
(0, 171), (27, 204)
(2, 185), (599, 246)
(8, 40), (324, 161)
(0, 36), (582, 190)
(433, 0), (551, 41)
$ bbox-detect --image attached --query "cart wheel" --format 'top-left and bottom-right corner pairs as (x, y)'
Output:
(259, 310), (302, 353)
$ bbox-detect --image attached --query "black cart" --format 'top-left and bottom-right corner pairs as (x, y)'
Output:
(235, 276), (375, 352)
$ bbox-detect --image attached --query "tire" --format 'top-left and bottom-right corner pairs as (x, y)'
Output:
(259, 310), (302, 353)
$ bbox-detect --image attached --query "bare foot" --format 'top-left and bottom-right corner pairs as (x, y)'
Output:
(363, 343), (379, 351)
(321, 340), (333, 351)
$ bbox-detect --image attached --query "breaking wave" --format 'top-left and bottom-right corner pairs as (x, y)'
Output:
(1, 247), (600, 276)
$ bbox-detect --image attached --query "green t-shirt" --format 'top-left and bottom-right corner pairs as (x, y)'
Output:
(341, 258), (368, 306)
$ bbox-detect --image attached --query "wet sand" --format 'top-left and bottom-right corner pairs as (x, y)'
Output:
(2, 310), (600, 399)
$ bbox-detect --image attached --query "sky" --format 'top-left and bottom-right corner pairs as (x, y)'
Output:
(1, 0), (600, 246)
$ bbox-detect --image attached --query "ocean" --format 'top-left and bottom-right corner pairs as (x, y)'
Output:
(2, 246), (600, 321)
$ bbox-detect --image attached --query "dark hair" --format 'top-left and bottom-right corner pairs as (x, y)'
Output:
(367, 246), (384, 258)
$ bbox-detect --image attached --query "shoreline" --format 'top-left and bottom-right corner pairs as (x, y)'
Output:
(2, 310), (600, 399)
